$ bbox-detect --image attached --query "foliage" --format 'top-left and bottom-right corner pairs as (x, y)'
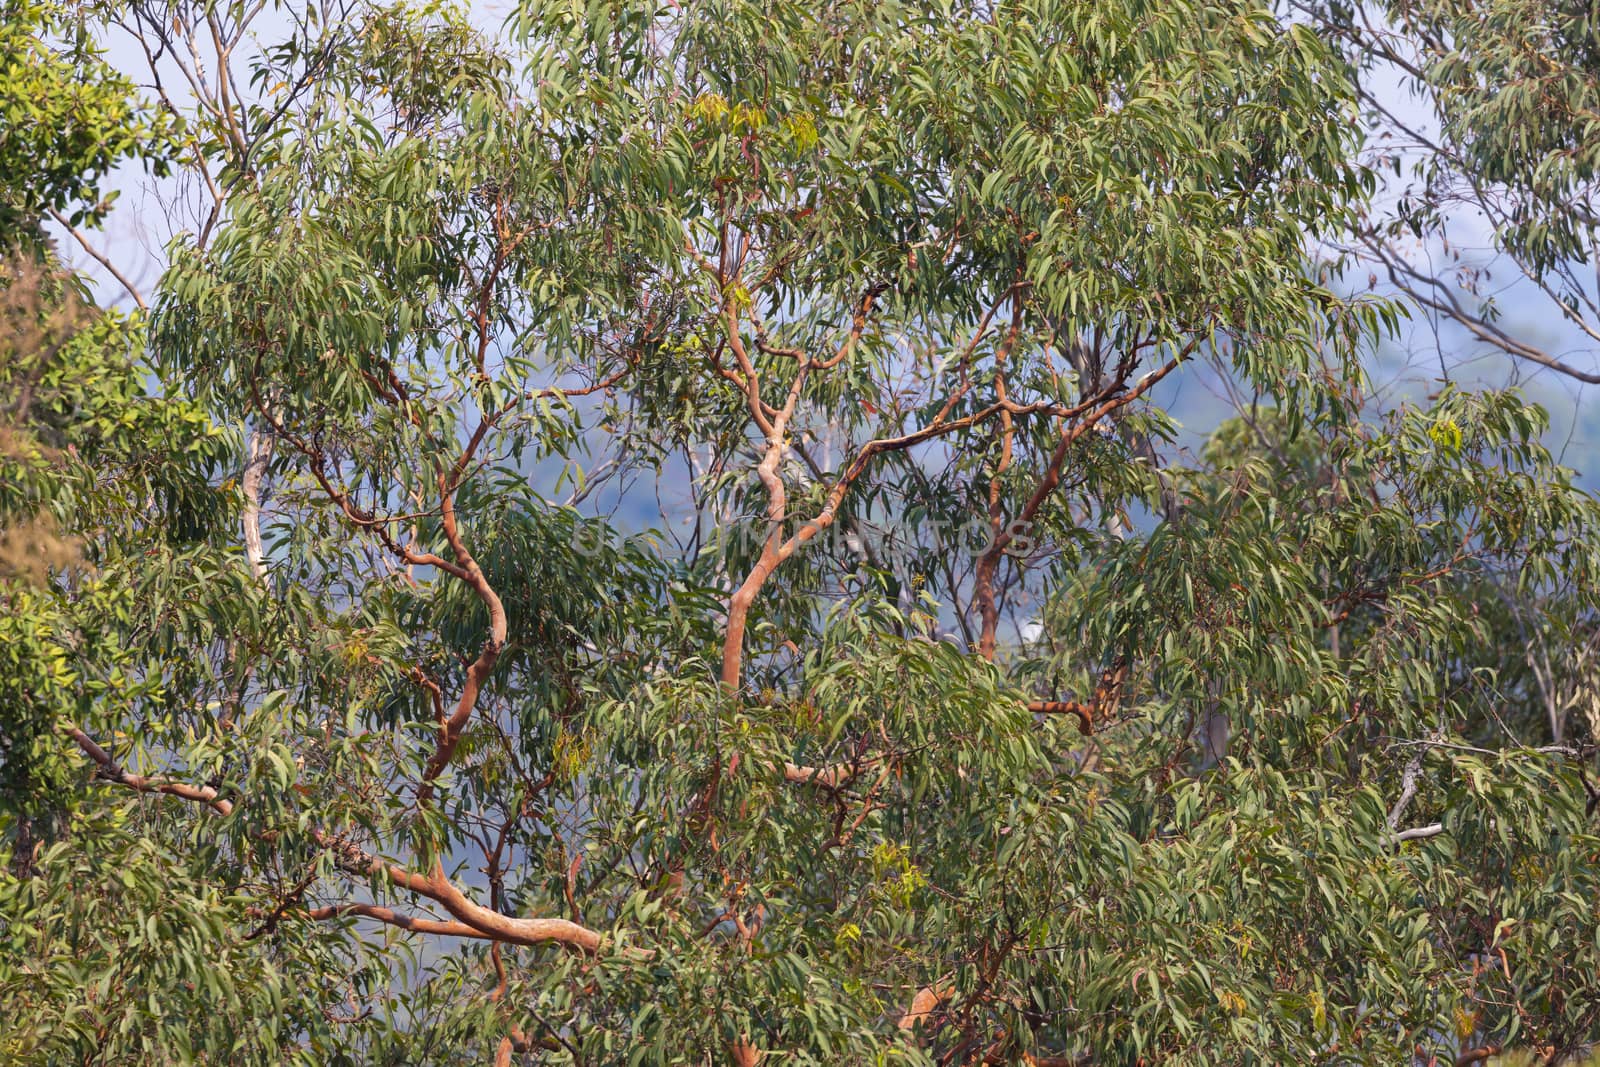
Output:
(1299, 0), (1600, 383)
(0, 0), (170, 243)
(2, 0), (1599, 1064)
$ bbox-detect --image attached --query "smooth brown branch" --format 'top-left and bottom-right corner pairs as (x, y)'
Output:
(809, 281), (891, 370)
(522, 360), (637, 405)
(246, 385), (466, 579)
(258, 381), (505, 807)
(301, 903), (506, 941)
(423, 857), (601, 951)
(244, 866), (323, 940)
(718, 308), (815, 689)
(751, 285), (885, 370)
(415, 465), (508, 805)
(723, 301), (779, 436)
(315, 833), (606, 952)
(974, 301), (1026, 659)
(63, 732), (605, 953)
(1028, 700), (1094, 735)
(719, 431), (793, 688)
(714, 282), (1082, 690)
(1028, 659), (1129, 737)
(66, 726), (235, 816)
(717, 392), (1078, 690)
(488, 941), (535, 1061)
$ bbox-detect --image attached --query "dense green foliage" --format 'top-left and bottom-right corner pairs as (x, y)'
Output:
(3, 0), (1599, 1064)
(0, 0), (168, 242)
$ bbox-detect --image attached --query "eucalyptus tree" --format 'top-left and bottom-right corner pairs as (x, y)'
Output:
(4, 0), (1600, 1064)
(1293, 0), (1600, 385)
(1289, 0), (1600, 755)
(0, 0), (169, 254)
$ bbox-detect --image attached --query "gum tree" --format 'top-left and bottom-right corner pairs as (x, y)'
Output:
(3, 0), (1599, 1063)
(1294, 0), (1600, 384)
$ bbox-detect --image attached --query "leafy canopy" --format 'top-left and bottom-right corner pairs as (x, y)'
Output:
(2, 0), (1599, 1064)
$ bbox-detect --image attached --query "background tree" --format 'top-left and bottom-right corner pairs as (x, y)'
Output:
(1294, 0), (1600, 386)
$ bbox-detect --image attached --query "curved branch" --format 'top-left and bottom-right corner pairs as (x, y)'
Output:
(66, 726), (234, 815)
(422, 859), (603, 952)
(1027, 700), (1094, 736)
(67, 722), (603, 953)
(317, 833), (606, 952)
(717, 393), (1081, 689)
(302, 903), (504, 941)
(975, 301), (1026, 658)
(46, 208), (148, 311)
(415, 466), (507, 804)
(975, 348), (1188, 584)
(781, 757), (881, 790)
(1368, 240), (1600, 384)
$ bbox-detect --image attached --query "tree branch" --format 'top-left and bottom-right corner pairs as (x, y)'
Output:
(65, 726), (234, 816)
